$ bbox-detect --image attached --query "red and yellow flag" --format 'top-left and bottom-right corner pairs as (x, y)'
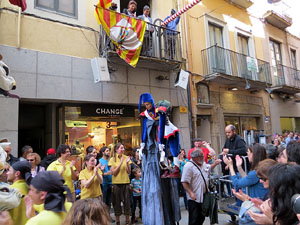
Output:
(95, 6), (146, 68)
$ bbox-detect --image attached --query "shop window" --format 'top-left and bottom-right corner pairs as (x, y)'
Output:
(58, 105), (141, 155)
(196, 83), (210, 104)
(224, 116), (258, 136)
(35, 0), (77, 17)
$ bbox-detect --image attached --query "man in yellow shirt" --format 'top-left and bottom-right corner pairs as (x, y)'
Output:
(25, 171), (72, 225)
(7, 161), (32, 225)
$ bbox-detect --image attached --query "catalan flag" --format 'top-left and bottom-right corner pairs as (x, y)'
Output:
(95, 6), (146, 68)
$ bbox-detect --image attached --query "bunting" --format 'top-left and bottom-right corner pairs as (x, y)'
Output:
(95, 6), (146, 68)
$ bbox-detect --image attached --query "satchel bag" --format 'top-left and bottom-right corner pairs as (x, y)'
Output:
(191, 161), (215, 217)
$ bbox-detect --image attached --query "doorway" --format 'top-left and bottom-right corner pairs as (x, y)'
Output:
(19, 103), (46, 158)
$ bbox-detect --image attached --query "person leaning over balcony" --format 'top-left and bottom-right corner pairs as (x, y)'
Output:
(163, 9), (180, 60)
(123, 0), (137, 17)
(138, 5), (154, 56)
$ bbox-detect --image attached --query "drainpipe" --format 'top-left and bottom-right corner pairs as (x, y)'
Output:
(17, 6), (21, 48)
(182, 0), (195, 147)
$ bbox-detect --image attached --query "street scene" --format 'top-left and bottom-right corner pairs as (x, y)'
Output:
(0, 0), (300, 224)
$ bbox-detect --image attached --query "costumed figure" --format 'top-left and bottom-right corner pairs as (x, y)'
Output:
(138, 93), (181, 225)
(0, 54), (18, 98)
(156, 100), (181, 179)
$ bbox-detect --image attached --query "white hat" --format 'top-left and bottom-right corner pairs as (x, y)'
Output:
(0, 138), (11, 148)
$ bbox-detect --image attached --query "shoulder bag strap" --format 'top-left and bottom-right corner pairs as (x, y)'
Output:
(190, 161), (209, 193)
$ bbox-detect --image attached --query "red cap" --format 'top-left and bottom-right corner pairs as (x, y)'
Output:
(47, 148), (56, 155)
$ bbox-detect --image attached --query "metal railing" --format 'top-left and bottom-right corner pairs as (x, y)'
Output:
(201, 45), (271, 83)
(271, 64), (300, 89)
(98, 21), (182, 62)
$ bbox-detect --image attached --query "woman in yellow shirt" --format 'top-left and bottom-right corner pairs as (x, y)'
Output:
(79, 154), (103, 199)
(47, 144), (77, 201)
(108, 143), (132, 225)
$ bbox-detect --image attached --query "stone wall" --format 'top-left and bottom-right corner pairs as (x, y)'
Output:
(0, 45), (191, 155)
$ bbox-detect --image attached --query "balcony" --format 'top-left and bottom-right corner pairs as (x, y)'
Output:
(201, 45), (271, 90)
(224, 0), (253, 9)
(270, 65), (300, 94)
(98, 22), (182, 71)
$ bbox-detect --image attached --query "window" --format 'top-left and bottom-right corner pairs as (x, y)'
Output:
(291, 49), (297, 69)
(269, 39), (284, 84)
(196, 83), (210, 104)
(36, 0), (77, 17)
(238, 34), (249, 56)
(209, 23), (223, 47)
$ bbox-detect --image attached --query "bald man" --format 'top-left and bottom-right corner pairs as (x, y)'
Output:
(221, 125), (247, 174)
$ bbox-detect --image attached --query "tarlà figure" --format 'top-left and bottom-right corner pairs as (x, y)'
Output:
(138, 93), (181, 225)
(0, 54), (18, 98)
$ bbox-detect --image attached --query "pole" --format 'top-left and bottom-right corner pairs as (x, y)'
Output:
(161, 0), (202, 26)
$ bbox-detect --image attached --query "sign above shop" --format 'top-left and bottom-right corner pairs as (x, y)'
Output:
(81, 104), (136, 117)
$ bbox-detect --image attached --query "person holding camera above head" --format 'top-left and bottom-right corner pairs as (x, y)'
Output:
(123, 0), (137, 17)
(188, 138), (216, 164)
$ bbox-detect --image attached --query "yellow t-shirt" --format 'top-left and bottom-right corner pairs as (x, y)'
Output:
(79, 167), (103, 199)
(9, 179), (29, 225)
(108, 155), (132, 184)
(25, 209), (68, 225)
(33, 201), (72, 214)
(47, 160), (76, 193)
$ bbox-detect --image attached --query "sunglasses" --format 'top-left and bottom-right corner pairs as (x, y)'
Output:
(27, 159), (35, 162)
(258, 176), (267, 182)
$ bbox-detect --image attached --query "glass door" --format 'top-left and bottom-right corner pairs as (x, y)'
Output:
(270, 40), (284, 85)
(208, 23), (226, 74)
(238, 34), (252, 79)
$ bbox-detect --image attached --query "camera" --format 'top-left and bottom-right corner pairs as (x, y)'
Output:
(291, 194), (300, 214)
(110, 4), (117, 10)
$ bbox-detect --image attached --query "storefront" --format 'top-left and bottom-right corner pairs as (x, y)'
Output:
(58, 104), (141, 154)
(280, 117), (300, 133)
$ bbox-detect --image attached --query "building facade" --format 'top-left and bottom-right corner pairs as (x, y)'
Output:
(183, 0), (300, 153)
(0, 0), (191, 157)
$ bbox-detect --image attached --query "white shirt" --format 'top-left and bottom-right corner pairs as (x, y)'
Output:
(181, 160), (211, 203)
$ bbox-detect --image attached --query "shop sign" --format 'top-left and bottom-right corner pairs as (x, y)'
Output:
(81, 104), (136, 117)
(179, 106), (188, 113)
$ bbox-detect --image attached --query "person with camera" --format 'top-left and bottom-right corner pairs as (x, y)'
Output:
(221, 125), (247, 175)
(187, 138), (216, 164)
(123, 0), (137, 17)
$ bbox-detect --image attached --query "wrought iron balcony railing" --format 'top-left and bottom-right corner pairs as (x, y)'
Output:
(98, 21), (182, 63)
(271, 64), (300, 89)
(201, 45), (271, 83)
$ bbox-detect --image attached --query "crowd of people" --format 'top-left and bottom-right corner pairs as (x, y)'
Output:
(1, 125), (300, 225)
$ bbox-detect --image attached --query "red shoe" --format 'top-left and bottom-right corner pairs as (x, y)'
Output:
(161, 169), (169, 178)
(167, 166), (181, 178)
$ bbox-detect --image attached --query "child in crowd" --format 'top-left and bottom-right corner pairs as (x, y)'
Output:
(131, 168), (142, 223)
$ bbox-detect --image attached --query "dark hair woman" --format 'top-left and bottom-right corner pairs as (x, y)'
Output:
(268, 163), (300, 225)
(47, 144), (77, 201)
(223, 143), (268, 199)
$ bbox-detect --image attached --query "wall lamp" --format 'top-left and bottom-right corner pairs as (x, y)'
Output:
(228, 87), (238, 91)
